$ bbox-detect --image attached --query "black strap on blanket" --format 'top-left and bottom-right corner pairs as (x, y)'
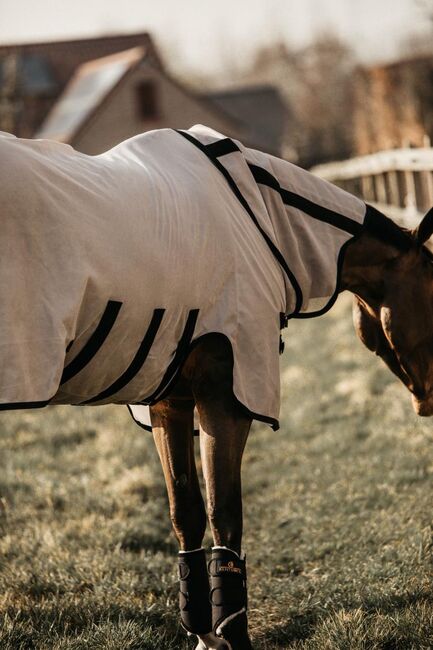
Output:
(249, 163), (364, 237)
(176, 129), (304, 317)
(178, 549), (212, 635)
(81, 308), (165, 404)
(143, 308), (199, 404)
(61, 300), (122, 384)
(205, 138), (240, 158)
(208, 548), (248, 637)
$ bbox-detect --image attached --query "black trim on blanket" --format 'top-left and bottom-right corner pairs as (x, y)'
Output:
(127, 402), (279, 434)
(248, 164), (364, 237)
(127, 405), (153, 432)
(188, 333), (279, 431)
(235, 404), (279, 430)
(294, 236), (359, 319)
(60, 300), (122, 384)
(143, 309), (200, 404)
(293, 205), (416, 319)
(0, 399), (50, 411)
(81, 308), (165, 405)
(244, 162), (367, 319)
(176, 130), (303, 316)
(127, 331), (280, 432)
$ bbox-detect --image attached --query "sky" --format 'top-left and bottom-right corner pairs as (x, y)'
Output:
(0, 0), (431, 75)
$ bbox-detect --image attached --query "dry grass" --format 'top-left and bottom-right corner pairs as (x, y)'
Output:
(1, 294), (433, 649)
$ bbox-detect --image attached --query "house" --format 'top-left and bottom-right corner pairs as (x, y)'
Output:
(1, 32), (288, 156)
(36, 46), (243, 155)
(0, 32), (163, 138)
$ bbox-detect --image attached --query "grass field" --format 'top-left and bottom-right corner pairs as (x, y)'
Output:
(1, 293), (432, 649)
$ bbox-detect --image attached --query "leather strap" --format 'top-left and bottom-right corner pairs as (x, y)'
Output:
(178, 549), (212, 635)
(208, 547), (248, 633)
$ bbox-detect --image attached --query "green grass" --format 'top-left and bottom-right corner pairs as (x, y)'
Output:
(1, 294), (433, 649)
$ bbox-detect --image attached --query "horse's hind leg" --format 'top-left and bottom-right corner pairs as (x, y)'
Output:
(150, 399), (212, 643)
(192, 339), (253, 650)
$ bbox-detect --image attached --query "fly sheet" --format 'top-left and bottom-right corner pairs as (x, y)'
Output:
(0, 125), (366, 430)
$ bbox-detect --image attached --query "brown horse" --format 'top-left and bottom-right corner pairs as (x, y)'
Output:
(150, 207), (433, 650)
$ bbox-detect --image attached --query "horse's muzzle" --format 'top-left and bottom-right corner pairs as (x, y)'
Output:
(411, 393), (433, 416)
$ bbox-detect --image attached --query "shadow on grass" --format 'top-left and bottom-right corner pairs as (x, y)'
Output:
(261, 608), (319, 646)
(119, 531), (177, 555)
(361, 587), (433, 614)
(261, 587), (433, 647)
(0, 599), (188, 649)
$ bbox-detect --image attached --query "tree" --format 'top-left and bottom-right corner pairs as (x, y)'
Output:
(235, 34), (357, 166)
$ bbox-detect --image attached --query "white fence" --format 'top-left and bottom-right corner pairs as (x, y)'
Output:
(312, 147), (433, 225)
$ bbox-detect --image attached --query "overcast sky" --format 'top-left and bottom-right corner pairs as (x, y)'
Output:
(0, 0), (431, 74)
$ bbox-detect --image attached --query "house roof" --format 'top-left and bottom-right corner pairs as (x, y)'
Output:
(36, 46), (243, 146)
(0, 32), (162, 94)
(37, 47), (145, 142)
(205, 85), (289, 155)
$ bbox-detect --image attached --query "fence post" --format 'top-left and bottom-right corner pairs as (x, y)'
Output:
(404, 170), (417, 217)
(361, 175), (374, 202)
(387, 170), (400, 208)
(421, 171), (433, 211)
(374, 173), (387, 205)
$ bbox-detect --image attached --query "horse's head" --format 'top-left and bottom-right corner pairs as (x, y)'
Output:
(351, 207), (433, 416)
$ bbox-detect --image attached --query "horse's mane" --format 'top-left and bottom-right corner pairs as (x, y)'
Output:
(364, 204), (433, 264)
(364, 204), (414, 252)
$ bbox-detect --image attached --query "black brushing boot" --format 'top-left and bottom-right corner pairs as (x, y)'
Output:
(178, 548), (212, 636)
(208, 547), (253, 649)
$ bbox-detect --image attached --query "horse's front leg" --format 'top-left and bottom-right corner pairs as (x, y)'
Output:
(150, 398), (215, 647)
(193, 350), (253, 650)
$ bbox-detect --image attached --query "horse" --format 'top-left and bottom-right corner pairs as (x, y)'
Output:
(149, 206), (433, 650)
(1, 125), (433, 650)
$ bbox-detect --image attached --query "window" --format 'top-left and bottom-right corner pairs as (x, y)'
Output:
(136, 81), (159, 120)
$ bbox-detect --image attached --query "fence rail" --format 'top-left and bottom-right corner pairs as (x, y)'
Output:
(312, 147), (433, 222)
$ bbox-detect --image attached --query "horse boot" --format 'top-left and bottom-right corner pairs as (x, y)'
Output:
(178, 549), (213, 645)
(208, 547), (253, 650)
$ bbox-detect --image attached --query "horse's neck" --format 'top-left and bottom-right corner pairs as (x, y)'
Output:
(341, 232), (400, 299)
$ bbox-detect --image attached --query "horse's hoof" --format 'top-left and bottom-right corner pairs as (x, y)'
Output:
(194, 631), (232, 649)
(216, 611), (253, 650)
(193, 637), (207, 650)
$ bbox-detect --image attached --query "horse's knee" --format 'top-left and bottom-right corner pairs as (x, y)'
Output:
(170, 488), (207, 549)
(207, 500), (242, 550)
(170, 505), (207, 546)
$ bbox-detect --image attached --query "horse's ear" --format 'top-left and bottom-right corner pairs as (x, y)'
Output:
(413, 207), (433, 245)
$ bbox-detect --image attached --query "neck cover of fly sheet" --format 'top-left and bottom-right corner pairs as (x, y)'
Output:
(0, 125), (366, 431)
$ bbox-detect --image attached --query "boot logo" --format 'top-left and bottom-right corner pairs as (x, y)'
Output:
(219, 560), (241, 574)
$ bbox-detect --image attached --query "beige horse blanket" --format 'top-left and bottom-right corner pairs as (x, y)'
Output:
(0, 125), (366, 430)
